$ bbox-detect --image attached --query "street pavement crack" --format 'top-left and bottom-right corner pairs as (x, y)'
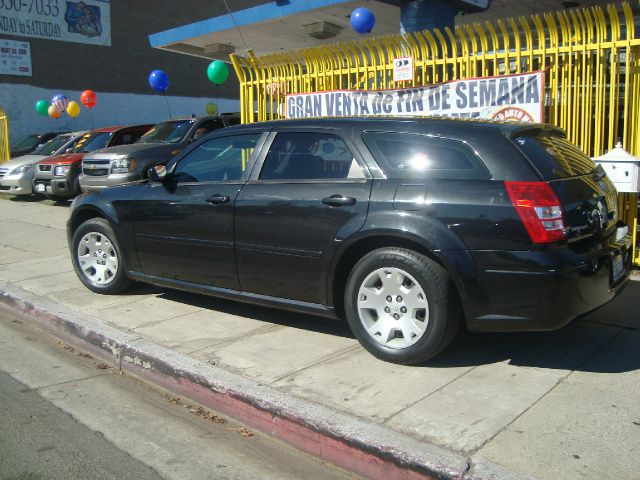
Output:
(185, 324), (284, 354)
(29, 372), (111, 392)
(126, 310), (206, 332)
(460, 457), (473, 479)
(269, 345), (362, 385)
(382, 365), (480, 424)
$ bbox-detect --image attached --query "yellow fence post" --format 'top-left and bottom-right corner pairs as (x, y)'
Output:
(0, 108), (9, 163)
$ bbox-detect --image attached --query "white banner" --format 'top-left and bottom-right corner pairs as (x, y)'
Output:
(286, 72), (544, 123)
(0, 0), (111, 46)
(0, 38), (30, 75)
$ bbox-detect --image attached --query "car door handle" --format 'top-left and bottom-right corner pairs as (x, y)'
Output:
(206, 194), (230, 205)
(321, 195), (356, 207)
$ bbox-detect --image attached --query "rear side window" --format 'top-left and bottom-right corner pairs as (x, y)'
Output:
(362, 132), (489, 180)
(260, 132), (365, 180)
(513, 134), (597, 179)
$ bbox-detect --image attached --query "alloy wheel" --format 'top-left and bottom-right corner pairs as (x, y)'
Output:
(76, 232), (119, 286)
(357, 267), (429, 349)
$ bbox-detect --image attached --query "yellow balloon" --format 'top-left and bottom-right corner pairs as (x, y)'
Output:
(205, 102), (217, 115)
(48, 105), (61, 119)
(67, 101), (80, 117)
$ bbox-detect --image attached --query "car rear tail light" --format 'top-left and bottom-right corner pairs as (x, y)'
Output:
(505, 181), (566, 244)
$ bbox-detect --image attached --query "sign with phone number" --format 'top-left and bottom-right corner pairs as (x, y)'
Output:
(0, 0), (110, 46)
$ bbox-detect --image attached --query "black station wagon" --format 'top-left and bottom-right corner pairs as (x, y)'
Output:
(67, 117), (632, 364)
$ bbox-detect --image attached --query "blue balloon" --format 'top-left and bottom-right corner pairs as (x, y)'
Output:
(350, 7), (375, 34)
(149, 69), (169, 93)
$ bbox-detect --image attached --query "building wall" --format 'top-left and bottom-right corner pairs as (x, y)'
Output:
(1, 84), (239, 139)
(0, 1), (244, 143)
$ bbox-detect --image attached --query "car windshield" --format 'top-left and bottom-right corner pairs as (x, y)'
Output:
(72, 132), (113, 153)
(33, 135), (72, 156)
(13, 134), (41, 150)
(137, 120), (194, 144)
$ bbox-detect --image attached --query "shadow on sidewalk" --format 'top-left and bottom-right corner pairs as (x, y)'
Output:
(153, 281), (638, 373)
(157, 289), (355, 339)
(431, 281), (640, 373)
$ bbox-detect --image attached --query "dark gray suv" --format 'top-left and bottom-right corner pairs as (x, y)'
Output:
(67, 117), (632, 364)
(79, 113), (240, 192)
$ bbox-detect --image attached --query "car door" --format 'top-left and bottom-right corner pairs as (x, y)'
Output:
(133, 132), (266, 289)
(235, 129), (373, 305)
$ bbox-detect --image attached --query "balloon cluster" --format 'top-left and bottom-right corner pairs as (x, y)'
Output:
(36, 60), (234, 121)
(34, 89), (98, 119)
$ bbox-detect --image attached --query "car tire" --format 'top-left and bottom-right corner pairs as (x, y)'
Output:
(344, 247), (460, 365)
(71, 218), (132, 294)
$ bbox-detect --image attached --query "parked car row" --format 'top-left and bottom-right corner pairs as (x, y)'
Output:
(33, 124), (153, 200)
(0, 113), (241, 201)
(1, 130), (87, 196)
(80, 115), (238, 193)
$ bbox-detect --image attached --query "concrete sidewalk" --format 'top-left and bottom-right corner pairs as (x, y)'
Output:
(1, 195), (639, 479)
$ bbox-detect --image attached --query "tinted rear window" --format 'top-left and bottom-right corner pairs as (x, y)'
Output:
(362, 132), (489, 180)
(513, 134), (597, 179)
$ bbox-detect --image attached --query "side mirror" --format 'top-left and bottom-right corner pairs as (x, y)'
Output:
(65, 148), (73, 153)
(147, 164), (169, 182)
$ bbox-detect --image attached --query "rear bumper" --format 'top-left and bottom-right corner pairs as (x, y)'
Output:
(80, 172), (138, 192)
(454, 233), (633, 332)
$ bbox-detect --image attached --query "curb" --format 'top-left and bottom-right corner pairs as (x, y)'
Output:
(0, 283), (534, 480)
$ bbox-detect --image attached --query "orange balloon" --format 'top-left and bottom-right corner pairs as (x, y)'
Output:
(48, 105), (61, 118)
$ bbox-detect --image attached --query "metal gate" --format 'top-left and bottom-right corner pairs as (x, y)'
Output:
(0, 108), (9, 164)
(231, 2), (640, 264)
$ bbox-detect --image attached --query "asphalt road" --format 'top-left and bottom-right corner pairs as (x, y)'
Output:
(0, 369), (164, 480)
(0, 309), (355, 480)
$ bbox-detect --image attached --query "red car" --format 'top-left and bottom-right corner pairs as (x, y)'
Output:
(33, 124), (152, 201)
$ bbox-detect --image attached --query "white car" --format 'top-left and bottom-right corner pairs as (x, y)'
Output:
(0, 131), (88, 196)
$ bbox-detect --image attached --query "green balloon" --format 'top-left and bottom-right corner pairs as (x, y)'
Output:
(207, 60), (229, 85)
(35, 99), (50, 116)
(205, 102), (217, 115)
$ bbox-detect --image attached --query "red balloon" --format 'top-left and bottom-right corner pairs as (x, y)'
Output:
(80, 90), (97, 109)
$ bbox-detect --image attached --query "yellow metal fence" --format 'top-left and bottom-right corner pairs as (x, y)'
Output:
(0, 108), (9, 163)
(231, 2), (640, 264)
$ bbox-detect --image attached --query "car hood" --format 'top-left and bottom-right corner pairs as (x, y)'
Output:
(84, 142), (184, 161)
(0, 154), (47, 169)
(38, 152), (85, 165)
